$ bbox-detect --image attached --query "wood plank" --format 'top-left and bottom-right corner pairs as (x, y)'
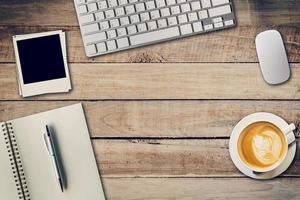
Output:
(102, 178), (300, 200)
(1, 25), (299, 63)
(93, 139), (300, 177)
(0, 0), (299, 63)
(1, 63), (300, 100)
(1, 101), (300, 138)
(1, 0), (299, 26)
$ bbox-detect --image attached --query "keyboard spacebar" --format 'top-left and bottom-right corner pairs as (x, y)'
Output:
(130, 27), (180, 46)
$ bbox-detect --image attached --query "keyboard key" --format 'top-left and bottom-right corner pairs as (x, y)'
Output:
(147, 21), (158, 30)
(87, 3), (98, 12)
(127, 25), (137, 34)
(107, 40), (117, 50)
(130, 14), (140, 23)
(181, 3), (191, 12)
(198, 10), (208, 19)
(168, 16), (177, 26)
(107, 29), (117, 38)
(156, 0), (166, 8)
(146, 1), (156, 9)
(171, 6), (180, 15)
(118, 0), (128, 6)
(78, 5), (88, 14)
(191, 1), (201, 10)
(86, 44), (97, 54)
(105, 10), (115, 18)
(118, 0), (128, 5)
(120, 17), (130, 25)
(188, 12), (198, 22)
(224, 19), (234, 25)
(201, 0), (211, 8)
(110, 19), (120, 28)
(130, 27), (180, 45)
(161, 8), (171, 17)
(97, 1), (107, 9)
(208, 5), (231, 17)
(150, 10), (160, 19)
(107, 0), (118, 7)
(192, 21), (203, 32)
(166, 0), (176, 5)
(213, 17), (222, 23)
(180, 24), (193, 35)
(178, 14), (188, 23)
(85, 32), (106, 43)
(99, 21), (110, 29)
(82, 23), (99, 33)
(136, 3), (145, 12)
(125, 5), (135, 14)
(157, 19), (167, 28)
(211, 0), (229, 6)
(80, 14), (95, 24)
(204, 24), (213, 30)
(214, 22), (223, 28)
(115, 7), (125, 16)
(117, 37), (130, 48)
(117, 27), (127, 36)
(95, 12), (105, 20)
(137, 23), (147, 32)
(96, 42), (107, 52)
(140, 12), (150, 21)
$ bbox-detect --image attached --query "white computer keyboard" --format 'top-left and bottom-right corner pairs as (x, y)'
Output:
(74, 0), (236, 57)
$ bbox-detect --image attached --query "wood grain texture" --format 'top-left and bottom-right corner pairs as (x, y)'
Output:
(102, 178), (300, 200)
(1, 63), (300, 100)
(1, 0), (299, 26)
(1, 0), (300, 198)
(0, 0), (299, 63)
(93, 139), (300, 177)
(1, 101), (300, 138)
(1, 25), (299, 63)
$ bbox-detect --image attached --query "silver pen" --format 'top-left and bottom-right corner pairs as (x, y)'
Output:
(43, 125), (64, 192)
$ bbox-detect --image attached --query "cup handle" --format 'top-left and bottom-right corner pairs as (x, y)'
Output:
(282, 123), (296, 145)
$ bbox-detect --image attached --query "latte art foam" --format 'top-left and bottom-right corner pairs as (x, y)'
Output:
(238, 122), (286, 171)
(252, 130), (282, 165)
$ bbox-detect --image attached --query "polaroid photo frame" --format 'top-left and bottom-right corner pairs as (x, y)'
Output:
(13, 30), (71, 97)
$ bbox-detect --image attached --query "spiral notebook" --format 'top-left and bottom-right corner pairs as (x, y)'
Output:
(0, 103), (106, 200)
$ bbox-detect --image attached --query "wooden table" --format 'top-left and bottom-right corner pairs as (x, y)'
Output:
(1, 0), (300, 199)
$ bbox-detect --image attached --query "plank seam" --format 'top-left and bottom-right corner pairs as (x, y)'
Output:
(98, 176), (300, 178)
(1, 62), (300, 64)
(2, 99), (300, 102)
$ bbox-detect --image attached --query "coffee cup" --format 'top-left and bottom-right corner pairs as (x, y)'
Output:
(233, 112), (295, 173)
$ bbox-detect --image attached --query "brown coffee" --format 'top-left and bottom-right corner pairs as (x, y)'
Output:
(238, 121), (287, 171)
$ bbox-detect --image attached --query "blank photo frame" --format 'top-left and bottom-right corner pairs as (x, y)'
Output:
(13, 30), (71, 97)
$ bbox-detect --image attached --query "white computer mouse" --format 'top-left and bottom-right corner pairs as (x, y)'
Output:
(255, 30), (290, 85)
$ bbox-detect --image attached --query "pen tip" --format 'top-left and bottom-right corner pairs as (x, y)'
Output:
(59, 180), (64, 192)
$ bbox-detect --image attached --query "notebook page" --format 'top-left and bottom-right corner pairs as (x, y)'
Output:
(0, 122), (21, 200)
(11, 104), (105, 200)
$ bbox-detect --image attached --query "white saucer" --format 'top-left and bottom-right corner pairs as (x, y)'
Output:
(229, 112), (296, 179)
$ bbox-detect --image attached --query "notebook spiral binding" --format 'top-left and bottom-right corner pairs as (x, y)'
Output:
(2, 122), (31, 200)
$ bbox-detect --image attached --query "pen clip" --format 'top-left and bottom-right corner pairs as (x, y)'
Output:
(43, 126), (54, 155)
(43, 124), (65, 192)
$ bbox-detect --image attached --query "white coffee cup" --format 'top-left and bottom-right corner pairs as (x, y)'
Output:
(232, 112), (296, 173)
